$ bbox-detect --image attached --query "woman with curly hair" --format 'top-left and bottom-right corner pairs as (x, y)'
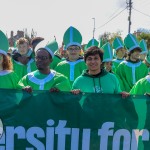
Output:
(0, 30), (20, 89)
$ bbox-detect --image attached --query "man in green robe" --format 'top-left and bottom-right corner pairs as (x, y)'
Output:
(72, 46), (129, 97)
(55, 26), (87, 86)
(116, 34), (148, 92)
(18, 40), (71, 92)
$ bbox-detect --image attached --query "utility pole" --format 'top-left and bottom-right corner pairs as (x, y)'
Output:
(92, 18), (95, 38)
(127, 0), (132, 33)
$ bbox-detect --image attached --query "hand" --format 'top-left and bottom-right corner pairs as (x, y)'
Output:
(145, 93), (150, 96)
(120, 91), (130, 99)
(23, 86), (32, 93)
(71, 89), (81, 95)
(49, 87), (60, 92)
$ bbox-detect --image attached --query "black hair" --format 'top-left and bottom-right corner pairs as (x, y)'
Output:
(84, 46), (103, 62)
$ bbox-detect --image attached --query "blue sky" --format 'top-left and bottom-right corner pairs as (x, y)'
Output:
(1, 0), (150, 45)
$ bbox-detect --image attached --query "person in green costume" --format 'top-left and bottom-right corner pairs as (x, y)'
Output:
(139, 39), (148, 61)
(130, 75), (150, 95)
(0, 30), (20, 89)
(18, 40), (71, 92)
(55, 26), (87, 86)
(112, 37), (126, 73)
(116, 34), (148, 92)
(101, 42), (114, 73)
(49, 44), (63, 69)
(12, 38), (37, 80)
(72, 46), (129, 97)
(130, 52), (150, 95)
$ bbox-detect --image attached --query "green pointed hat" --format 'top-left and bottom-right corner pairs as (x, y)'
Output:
(124, 33), (141, 52)
(86, 38), (99, 49)
(0, 30), (9, 55)
(63, 26), (82, 49)
(98, 38), (104, 48)
(101, 42), (113, 62)
(139, 39), (148, 54)
(35, 39), (58, 58)
(112, 37), (124, 51)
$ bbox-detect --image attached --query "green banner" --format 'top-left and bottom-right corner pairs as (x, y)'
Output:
(0, 89), (150, 150)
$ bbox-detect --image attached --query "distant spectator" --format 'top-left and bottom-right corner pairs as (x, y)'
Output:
(12, 37), (37, 79)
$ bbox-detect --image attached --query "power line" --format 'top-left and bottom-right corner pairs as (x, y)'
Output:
(108, 7), (122, 19)
(133, 8), (150, 18)
(96, 7), (127, 30)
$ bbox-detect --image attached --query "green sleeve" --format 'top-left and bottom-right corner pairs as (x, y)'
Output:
(18, 75), (29, 89)
(116, 64), (131, 92)
(54, 74), (71, 91)
(130, 78), (146, 95)
(11, 72), (23, 89)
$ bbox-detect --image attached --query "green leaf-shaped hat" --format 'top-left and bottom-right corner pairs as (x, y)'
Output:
(63, 26), (82, 49)
(0, 30), (9, 55)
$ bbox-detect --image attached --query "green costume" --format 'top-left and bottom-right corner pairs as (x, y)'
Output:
(0, 30), (20, 89)
(112, 58), (125, 73)
(116, 61), (148, 92)
(18, 70), (71, 91)
(112, 37), (125, 73)
(0, 71), (20, 89)
(12, 58), (37, 80)
(130, 75), (150, 95)
(50, 54), (62, 69)
(55, 26), (86, 85)
(72, 69), (122, 94)
(116, 33), (148, 92)
(55, 59), (87, 85)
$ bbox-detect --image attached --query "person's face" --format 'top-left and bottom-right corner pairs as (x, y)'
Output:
(104, 61), (112, 72)
(17, 43), (29, 55)
(116, 48), (126, 58)
(61, 50), (68, 58)
(35, 49), (52, 70)
(130, 49), (141, 61)
(86, 54), (102, 71)
(67, 46), (81, 61)
(0, 54), (3, 65)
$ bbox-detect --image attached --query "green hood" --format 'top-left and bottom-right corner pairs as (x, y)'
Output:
(82, 69), (108, 78)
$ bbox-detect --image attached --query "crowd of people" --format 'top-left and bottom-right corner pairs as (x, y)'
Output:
(0, 26), (150, 97)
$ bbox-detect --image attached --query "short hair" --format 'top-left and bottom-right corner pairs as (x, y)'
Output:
(84, 46), (103, 62)
(127, 47), (141, 57)
(2, 54), (13, 70)
(16, 38), (29, 46)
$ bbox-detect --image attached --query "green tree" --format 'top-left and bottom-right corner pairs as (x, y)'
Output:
(136, 32), (150, 50)
(98, 30), (123, 46)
